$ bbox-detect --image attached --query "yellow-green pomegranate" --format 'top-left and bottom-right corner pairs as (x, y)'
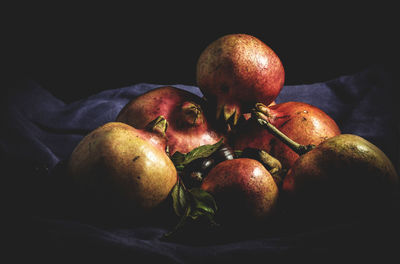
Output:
(282, 134), (399, 218)
(67, 120), (177, 217)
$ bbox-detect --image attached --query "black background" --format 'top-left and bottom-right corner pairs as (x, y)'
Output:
(4, 4), (398, 103)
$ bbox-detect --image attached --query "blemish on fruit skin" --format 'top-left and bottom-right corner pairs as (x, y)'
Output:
(280, 119), (292, 128)
(274, 114), (291, 120)
(132, 156), (140, 162)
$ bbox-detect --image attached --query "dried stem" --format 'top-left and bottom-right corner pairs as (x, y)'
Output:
(252, 110), (315, 156)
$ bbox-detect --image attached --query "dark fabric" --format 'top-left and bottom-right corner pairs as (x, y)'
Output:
(3, 66), (400, 263)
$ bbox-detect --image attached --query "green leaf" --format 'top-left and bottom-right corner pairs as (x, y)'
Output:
(170, 180), (188, 217)
(234, 150), (243, 158)
(184, 139), (224, 165)
(188, 188), (218, 220)
(174, 164), (185, 172)
(190, 205), (216, 219)
(189, 188), (218, 212)
(170, 151), (186, 167)
(162, 205), (191, 239)
(164, 184), (219, 240)
(171, 139), (224, 169)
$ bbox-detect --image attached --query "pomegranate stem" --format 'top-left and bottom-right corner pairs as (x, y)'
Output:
(145, 115), (168, 136)
(252, 110), (315, 155)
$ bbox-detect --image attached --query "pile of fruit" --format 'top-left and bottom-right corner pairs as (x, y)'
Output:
(67, 34), (399, 237)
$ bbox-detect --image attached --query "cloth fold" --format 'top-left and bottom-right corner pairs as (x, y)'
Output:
(3, 65), (399, 262)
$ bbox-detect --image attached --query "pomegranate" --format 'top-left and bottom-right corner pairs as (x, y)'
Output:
(233, 101), (341, 170)
(196, 33), (285, 127)
(67, 119), (177, 217)
(116, 86), (225, 155)
(281, 134), (399, 220)
(201, 158), (279, 224)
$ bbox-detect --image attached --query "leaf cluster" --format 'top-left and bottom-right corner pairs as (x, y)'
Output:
(163, 140), (224, 239)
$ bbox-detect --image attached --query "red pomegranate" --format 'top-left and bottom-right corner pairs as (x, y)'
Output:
(201, 158), (279, 224)
(196, 34), (285, 127)
(233, 101), (341, 170)
(116, 86), (225, 155)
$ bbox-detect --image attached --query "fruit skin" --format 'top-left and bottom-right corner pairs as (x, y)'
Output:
(67, 122), (178, 216)
(240, 148), (283, 187)
(196, 33), (285, 126)
(282, 134), (399, 218)
(201, 158), (278, 223)
(116, 86), (224, 155)
(233, 101), (341, 170)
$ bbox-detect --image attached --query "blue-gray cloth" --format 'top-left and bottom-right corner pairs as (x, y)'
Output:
(3, 66), (399, 262)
